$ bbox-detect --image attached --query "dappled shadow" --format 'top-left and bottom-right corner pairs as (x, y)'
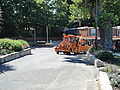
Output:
(0, 64), (15, 74)
(63, 56), (93, 65)
(59, 53), (78, 56)
(30, 46), (53, 49)
(58, 52), (86, 56)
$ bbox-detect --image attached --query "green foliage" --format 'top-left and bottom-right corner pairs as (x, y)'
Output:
(36, 0), (45, 3)
(0, 0), (70, 38)
(0, 49), (14, 55)
(17, 40), (30, 49)
(100, 0), (120, 18)
(105, 65), (114, 73)
(69, 0), (120, 50)
(104, 65), (120, 88)
(69, 0), (120, 26)
(43, 0), (70, 37)
(112, 55), (120, 67)
(105, 65), (120, 88)
(95, 50), (114, 61)
(99, 12), (119, 27)
(12, 40), (24, 51)
(1, 0), (120, 39)
(88, 44), (104, 54)
(0, 39), (22, 51)
(69, 0), (91, 23)
(0, 7), (3, 33)
(0, 0), (39, 37)
(88, 45), (114, 62)
(0, 39), (30, 55)
(108, 72), (120, 87)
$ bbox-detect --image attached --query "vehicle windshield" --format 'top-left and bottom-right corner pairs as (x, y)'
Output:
(69, 37), (75, 42)
(65, 37), (69, 41)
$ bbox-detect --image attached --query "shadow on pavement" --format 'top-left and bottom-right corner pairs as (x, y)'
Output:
(30, 46), (53, 49)
(63, 57), (93, 65)
(0, 64), (15, 74)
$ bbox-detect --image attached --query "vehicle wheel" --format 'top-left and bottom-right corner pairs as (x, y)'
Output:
(83, 52), (86, 54)
(74, 52), (79, 54)
(66, 52), (70, 55)
(56, 51), (59, 54)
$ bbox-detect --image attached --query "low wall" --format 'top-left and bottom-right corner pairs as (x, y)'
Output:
(0, 48), (31, 64)
(86, 52), (113, 90)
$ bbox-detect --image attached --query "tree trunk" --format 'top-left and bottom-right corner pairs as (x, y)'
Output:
(99, 20), (112, 50)
(0, 6), (3, 34)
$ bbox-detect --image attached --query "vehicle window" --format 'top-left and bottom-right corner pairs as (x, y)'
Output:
(80, 39), (87, 46)
(70, 37), (74, 42)
(65, 37), (69, 41)
(76, 38), (79, 44)
(88, 41), (91, 46)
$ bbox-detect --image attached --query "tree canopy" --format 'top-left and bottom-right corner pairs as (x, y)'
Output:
(0, 0), (120, 50)
(0, 0), (70, 38)
(69, 0), (120, 50)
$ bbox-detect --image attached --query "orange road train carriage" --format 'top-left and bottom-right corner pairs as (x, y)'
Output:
(55, 34), (79, 54)
(55, 27), (120, 54)
(55, 27), (96, 54)
(55, 34), (96, 54)
(77, 35), (96, 53)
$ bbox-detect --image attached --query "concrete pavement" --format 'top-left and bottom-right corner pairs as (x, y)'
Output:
(0, 47), (99, 90)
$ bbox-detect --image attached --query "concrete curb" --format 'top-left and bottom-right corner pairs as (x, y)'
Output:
(0, 48), (31, 64)
(99, 71), (113, 90)
(86, 52), (104, 67)
(86, 52), (113, 90)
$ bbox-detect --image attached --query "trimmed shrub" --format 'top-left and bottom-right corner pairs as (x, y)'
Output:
(12, 40), (23, 51)
(0, 49), (14, 55)
(17, 40), (30, 49)
(0, 39), (23, 51)
(95, 50), (114, 61)
(88, 44), (104, 54)
(0, 39), (30, 55)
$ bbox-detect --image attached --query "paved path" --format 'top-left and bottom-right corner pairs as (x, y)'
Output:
(0, 47), (99, 90)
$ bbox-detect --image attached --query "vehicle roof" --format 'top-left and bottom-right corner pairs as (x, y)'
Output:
(113, 36), (120, 40)
(65, 35), (78, 38)
(65, 34), (120, 40)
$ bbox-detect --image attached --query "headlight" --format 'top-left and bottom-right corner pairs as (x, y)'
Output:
(66, 45), (69, 47)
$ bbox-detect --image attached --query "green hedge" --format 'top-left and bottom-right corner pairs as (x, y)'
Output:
(17, 40), (30, 49)
(0, 39), (30, 55)
(88, 44), (114, 62)
(95, 50), (114, 61)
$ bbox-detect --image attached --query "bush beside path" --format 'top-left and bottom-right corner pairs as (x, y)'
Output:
(0, 39), (30, 55)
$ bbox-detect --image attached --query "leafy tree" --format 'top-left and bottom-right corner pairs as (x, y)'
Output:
(98, 0), (120, 50)
(49, 0), (70, 37)
(1, 0), (70, 38)
(69, 0), (120, 50)
(69, 0), (93, 27)
(0, 0), (41, 37)
(0, 7), (3, 33)
(0, 0), (70, 39)
(36, 0), (70, 37)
